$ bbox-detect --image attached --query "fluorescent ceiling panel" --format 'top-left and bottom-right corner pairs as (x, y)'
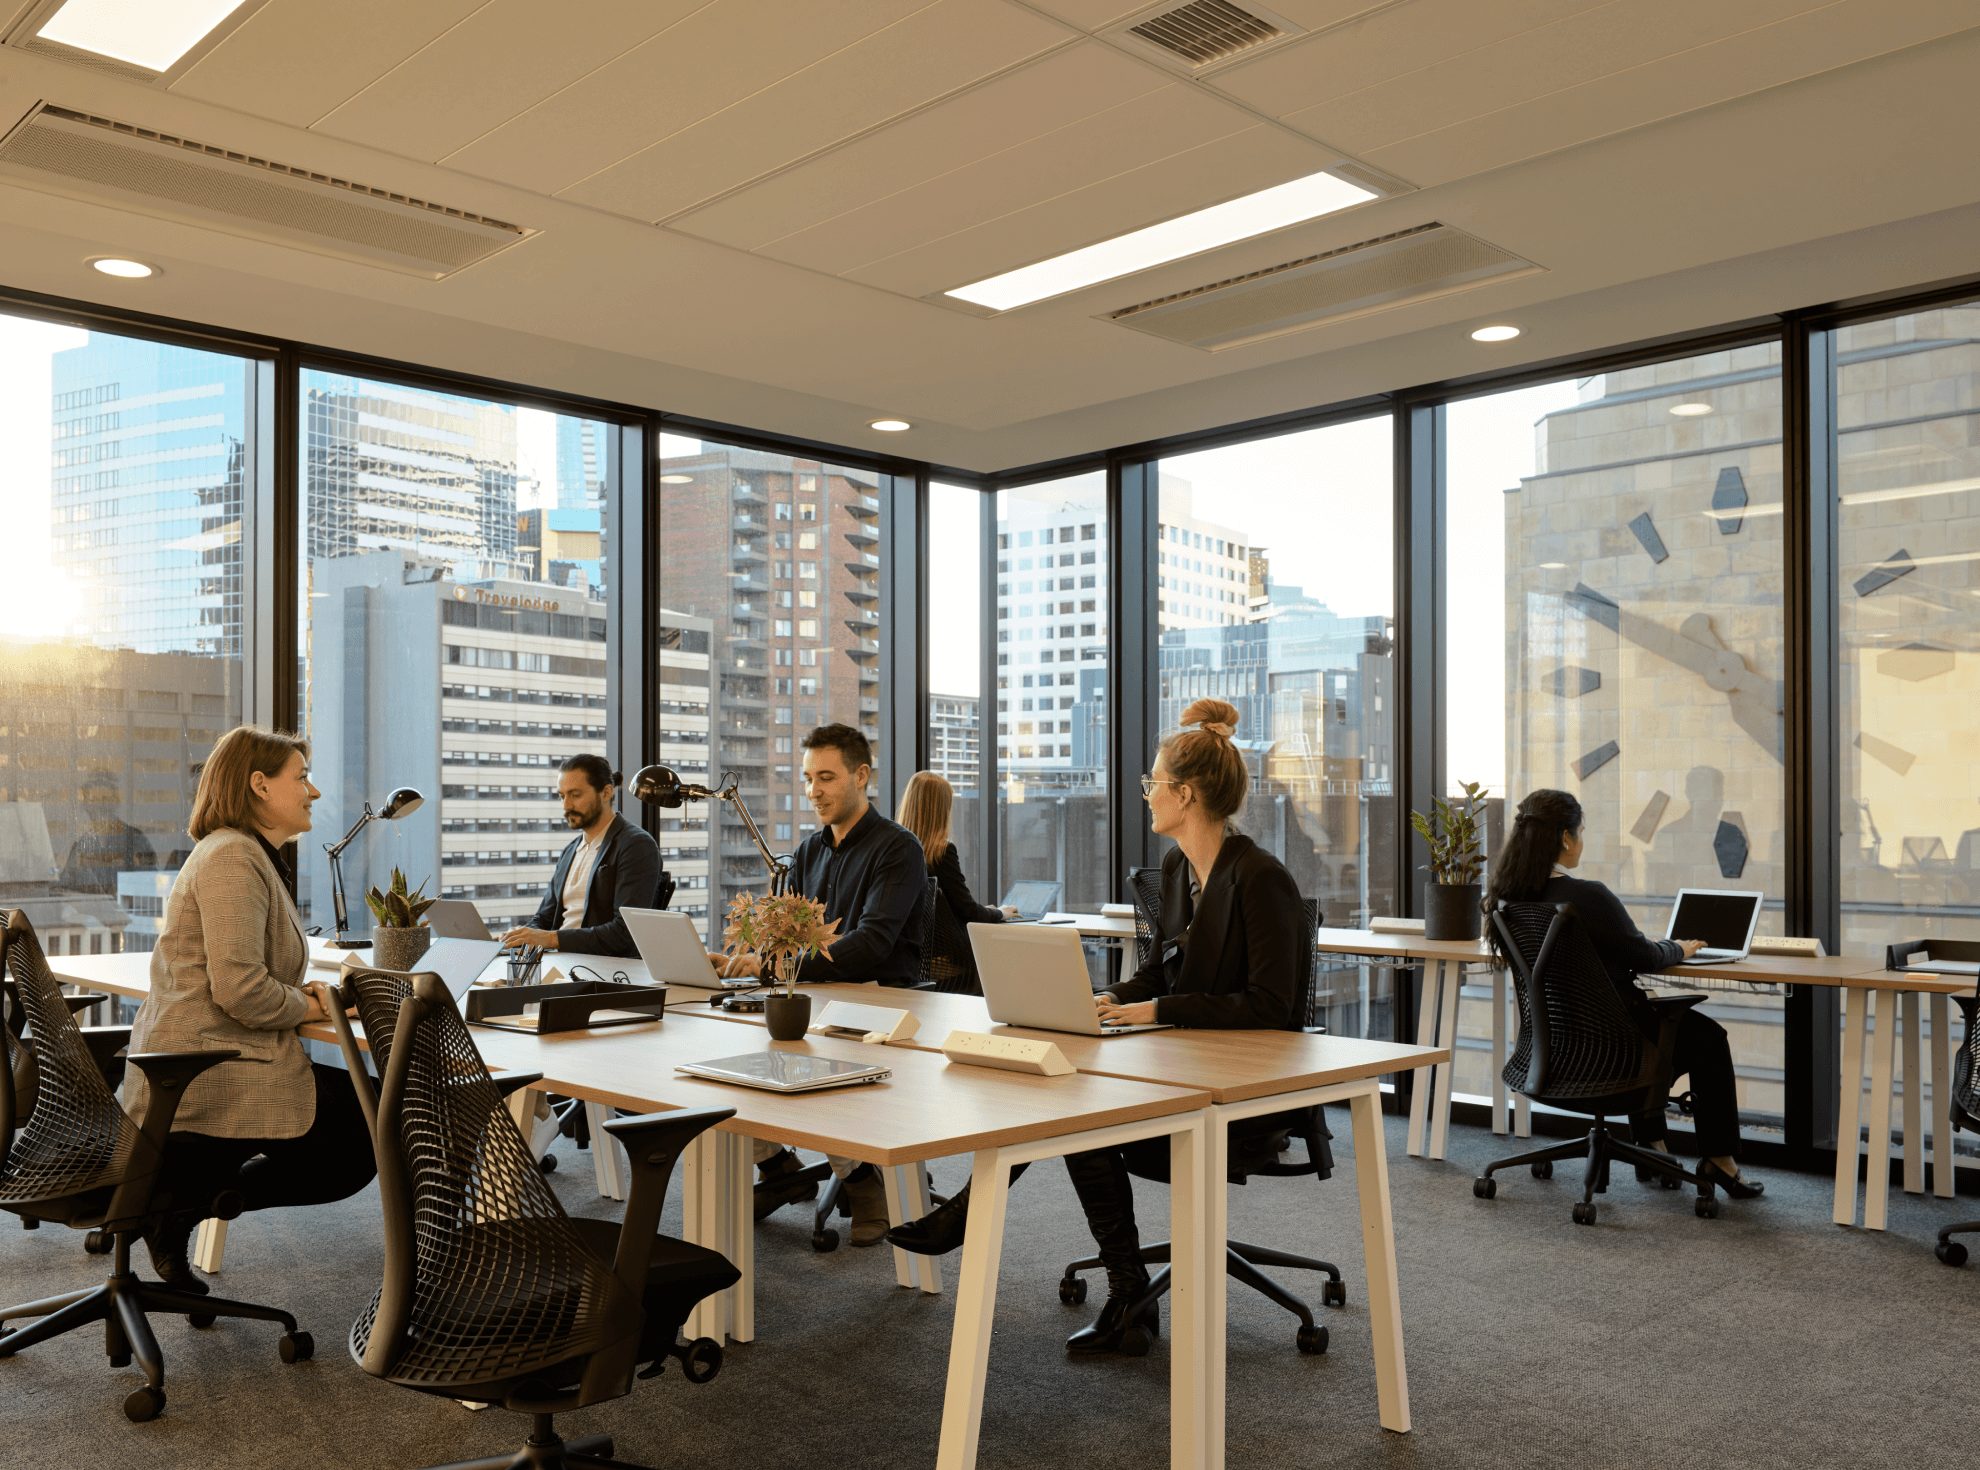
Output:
(37, 0), (249, 72)
(945, 169), (1376, 312)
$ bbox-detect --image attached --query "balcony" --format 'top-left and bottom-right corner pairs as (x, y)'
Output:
(843, 524), (879, 549)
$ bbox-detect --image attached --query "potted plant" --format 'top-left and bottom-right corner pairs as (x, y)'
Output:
(1410, 782), (1486, 941)
(722, 890), (841, 1040)
(366, 867), (438, 971)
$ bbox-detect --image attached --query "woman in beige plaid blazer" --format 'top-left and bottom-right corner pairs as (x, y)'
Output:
(122, 726), (376, 1290)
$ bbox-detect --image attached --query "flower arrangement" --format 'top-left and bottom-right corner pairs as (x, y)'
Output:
(722, 891), (841, 994)
(1409, 781), (1486, 886)
(365, 867), (436, 929)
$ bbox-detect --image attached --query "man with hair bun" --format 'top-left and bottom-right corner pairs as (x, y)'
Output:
(500, 753), (661, 959)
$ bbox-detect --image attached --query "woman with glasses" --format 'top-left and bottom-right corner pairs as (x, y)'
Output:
(889, 699), (1308, 1358)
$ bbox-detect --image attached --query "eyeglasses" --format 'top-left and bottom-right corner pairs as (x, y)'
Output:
(1139, 776), (1184, 798)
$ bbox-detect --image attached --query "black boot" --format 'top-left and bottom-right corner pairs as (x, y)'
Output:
(885, 1162), (1032, 1257)
(1063, 1148), (1156, 1357)
(753, 1148), (819, 1221)
(143, 1211), (208, 1296)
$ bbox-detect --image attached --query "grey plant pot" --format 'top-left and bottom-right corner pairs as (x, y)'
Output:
(764, 991), (812, 1041)
(372, 924), (432, 972)
(1422, 883), (1482, 942)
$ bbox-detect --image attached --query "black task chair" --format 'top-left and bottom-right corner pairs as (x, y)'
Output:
(1474, 901), (1717, 1224)
(1058, 899), (1345, 1356)
(1127, 866), (1163, 972)
(1934, 978), (1979, 1266)
(333, 968), (736, 1470)
(0, 910), (309, 1422)
(921, 874), (979, 995)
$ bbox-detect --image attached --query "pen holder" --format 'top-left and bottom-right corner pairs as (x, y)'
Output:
(506, 950), (543, 985)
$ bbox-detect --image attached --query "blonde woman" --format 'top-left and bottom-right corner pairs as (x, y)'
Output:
(896, 771), (1015, 968)
(123, 726), (376, 1291)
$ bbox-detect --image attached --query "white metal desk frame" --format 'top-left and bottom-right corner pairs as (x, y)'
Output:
(1832, 979), (1964, 1231)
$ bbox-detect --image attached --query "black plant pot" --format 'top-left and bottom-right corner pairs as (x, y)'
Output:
(764, 991), (812, 1041)
(1422, 883), (1482, 942)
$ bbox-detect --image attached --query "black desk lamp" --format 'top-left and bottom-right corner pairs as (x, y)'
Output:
(324, 786), (424, 948)
(633, 765), (789, 895)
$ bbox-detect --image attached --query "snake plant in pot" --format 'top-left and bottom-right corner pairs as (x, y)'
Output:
(1410, 782), (1486, 941)
(366, 867), (438, 971)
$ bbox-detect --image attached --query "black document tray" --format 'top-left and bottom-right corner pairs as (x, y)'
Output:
(466, 980), (668, 1033)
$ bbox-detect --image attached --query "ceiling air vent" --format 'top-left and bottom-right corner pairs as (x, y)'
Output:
(1107, 223), (1540, 352)
(1108, 1), (1303, 73)
(0, 103), (531, 278)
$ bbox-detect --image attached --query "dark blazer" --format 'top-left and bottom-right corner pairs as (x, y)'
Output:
(1108, 834), (1302, 1030)
(527, 812), (662, 958)
(932, 843), (1003, 928)
(1538, 873), (1681, 1029)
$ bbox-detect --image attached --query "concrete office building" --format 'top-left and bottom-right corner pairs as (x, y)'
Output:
(927, 692), (981, 790)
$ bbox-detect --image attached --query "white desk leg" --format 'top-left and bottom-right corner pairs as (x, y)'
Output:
(1203, 1116), (1231, 1467)
(722, 1132), (754, 1343)
(683, 1132), (729, 1343)
(1406, 963), (1440, 1158)
(1833, 985), (1868, 1226)
(1490, 964), (1508, 1137)
(1168, 1115), (1208, 1470)
(586, 1101), (627, 1201)
(191, 1217), (227, 1274)
(935, 1150), (1012, 1470)
(1863, 990), (1899, 1232)
(901, 1165), (941, 1295)
(1348, 1080), (1410, 1432)
(882, 1166), (915, 1290)
(1931, 992), (1955, 1198)
(1429, 960), (1461, 1162)
(1901, 991), (1923, 1195)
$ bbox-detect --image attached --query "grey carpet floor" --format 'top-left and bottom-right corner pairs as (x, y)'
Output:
(3, 1113), (1975, 1469)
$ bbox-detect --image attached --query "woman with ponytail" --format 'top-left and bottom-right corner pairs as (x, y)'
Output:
(1486, 788), (1761, 1200)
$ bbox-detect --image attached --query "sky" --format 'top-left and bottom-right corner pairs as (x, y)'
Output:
(0, 314), (91, 640)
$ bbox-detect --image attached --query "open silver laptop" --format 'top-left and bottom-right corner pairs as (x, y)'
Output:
(622, 907), (750, 989)
(397, 938), (503, 1000)
(1665, 889), (1764, 964)
(425, 899), (492, 941)
(969, 923), (1171, 1036)
(675, 1051), (890, 1092)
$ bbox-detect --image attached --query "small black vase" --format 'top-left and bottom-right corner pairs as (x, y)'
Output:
(764, 991), (812, 1041)
(1422, 883), (1482, 941)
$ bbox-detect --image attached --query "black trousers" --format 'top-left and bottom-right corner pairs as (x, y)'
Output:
(1631, 1008), (1741, 1160)
(158, 1061), (377, 1219)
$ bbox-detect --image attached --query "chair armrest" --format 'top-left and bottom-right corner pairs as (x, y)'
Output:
(78, 1025), (132, 1087)
(1646, 992), (1707, 1012)
(104, 1049), (241, 1226)
(63, 993), (109, 1016)
(489, 1069), (543, 1100)
(601, 1105), (735, 1299)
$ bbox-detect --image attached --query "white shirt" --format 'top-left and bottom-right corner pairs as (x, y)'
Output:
(559, 832), (605, 929)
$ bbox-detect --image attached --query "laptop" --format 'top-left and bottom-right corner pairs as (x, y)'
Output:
(622, 907), (751, 989)
(999, 879), (1062, 923)
(675, 1051), (891, 1093)
(969, 922), (1171, 1036)
(425, 899), (493, 941)
(1664, 889), (1765, 964)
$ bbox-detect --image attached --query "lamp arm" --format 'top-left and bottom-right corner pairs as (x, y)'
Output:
(323, 804), (376, 861)
(323, 804), (376, 947)
(719, 785), (790, 896)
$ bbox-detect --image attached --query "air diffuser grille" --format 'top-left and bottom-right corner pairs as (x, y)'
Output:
(1129, 0), (1282, 65)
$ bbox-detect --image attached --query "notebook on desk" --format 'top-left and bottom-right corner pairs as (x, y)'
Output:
(1664, 889), (1764, 964)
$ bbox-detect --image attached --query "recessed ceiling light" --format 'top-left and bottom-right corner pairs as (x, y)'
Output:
(89, 256), (157, 279)
(1538, 561), (1567, 569)
(869, 419), (911, 433)
(945, 169), (1377, 312)
(37, 0), (250, 72)
(1471, 324), (1521, 343)
(1669, 402), (1713, 417)
(658, 473), (694, 484)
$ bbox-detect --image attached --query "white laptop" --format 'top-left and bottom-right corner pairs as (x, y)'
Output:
(425, 899), (492, 941)
(968, 922), (1171, 1036)
(675, 1051), (891, 1093)
(622, 907), (751, 989)
(1665, 889), (1765, 964)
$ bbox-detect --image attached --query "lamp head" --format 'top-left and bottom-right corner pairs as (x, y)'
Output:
(632, 764), (682, 809)
(379, 787), (424, 820)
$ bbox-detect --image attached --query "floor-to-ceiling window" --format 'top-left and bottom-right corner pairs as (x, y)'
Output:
(927, 481), (987, 888)
(1445, 343), (1788, 1139)
(658, 434), (887, 945)
(1155, 416), (1398, 1034)
(0, 311), (259, 955)
(297, 369), (619, 942)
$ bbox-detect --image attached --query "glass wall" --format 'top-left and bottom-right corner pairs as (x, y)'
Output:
(1445, 344), (1788, 1140)
(0, 311), (255, 954)
(297, 369), (617, 941)
(927, 482), (987, 888)
(657, 435), (887, 945)
(995, 473), (1109, 915)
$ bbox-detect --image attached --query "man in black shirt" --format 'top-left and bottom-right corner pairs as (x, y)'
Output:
(710, 723), (926, 1243)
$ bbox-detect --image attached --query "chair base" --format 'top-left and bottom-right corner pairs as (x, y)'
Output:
(428, 1418), (650, 1470)
(1059, 1240), (1345, 1352)
(1475, 1119), (1713, 1224)
(1935, 1220), (1977, 1267)
(0, 1232), (304, 1420)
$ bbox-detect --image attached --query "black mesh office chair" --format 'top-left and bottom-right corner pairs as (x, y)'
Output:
(1127, 866), (1163, 972)
(0, 909), (309, 1422)
(1474, 901), (1717, 1224)
(921, 874), (979, 995)
(1058, 898), (1345, 1355)
(333, 968), (736, 1470)
(1934, 979), (1979, 1266)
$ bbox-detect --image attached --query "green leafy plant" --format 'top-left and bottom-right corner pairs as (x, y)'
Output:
(365, 867), (437, 929)
(1410, 781), (1486, 886)
(722, 891), (841, 995)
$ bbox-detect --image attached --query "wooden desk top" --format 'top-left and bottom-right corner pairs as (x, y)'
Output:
(1313, 927), (1493, 962)
(1038, 912), (1138, 939)
(691, 983), (1447, 1105)
(1643, 953), (1971, 993)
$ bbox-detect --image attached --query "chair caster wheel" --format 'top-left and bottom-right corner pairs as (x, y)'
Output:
(1695, 1196), (1719, 1220)
(537, 1153), (558, 1174)
(1295, 1324), (1328, 1355)
(1530, 1161), (1552, 1180)
(1936, 1241), (1969, 1267)
(681, 1338), (722, 1383)
(83, 1229), (111, 1254)
(1322, 1279), (1347, 1309)
(1472, 1177), (1496, 1200)
(21, 1217), (40, 1231)
(187, 1311), (216, 1329)
(1571, 1202), (1597, 1226)
(811, 1229), (839, 1253)
(123, 1386), (165, 1423)
(1059, 1277), (1088, 1305)
(279, 1331), (314, 1363)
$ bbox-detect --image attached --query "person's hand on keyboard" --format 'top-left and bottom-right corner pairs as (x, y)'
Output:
(1096, 996), (1156, 1027)
(1676, 939), (1706, 959)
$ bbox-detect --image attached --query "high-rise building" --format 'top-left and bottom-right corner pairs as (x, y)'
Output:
(554, 418), (609, 510)
(928, 693), (980, 790)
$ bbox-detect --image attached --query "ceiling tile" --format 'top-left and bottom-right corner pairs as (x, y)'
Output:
(443, 0), (931, 198)
(562, 0), (1074, 222)
(754, 81), (1272, 275)
(842, 123), (1337, 298)
(313, 0), (706, 163)
(671, 42), (1166, 252)
(1023, 0), (1152, 29)
(170, 0), (486, 127)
